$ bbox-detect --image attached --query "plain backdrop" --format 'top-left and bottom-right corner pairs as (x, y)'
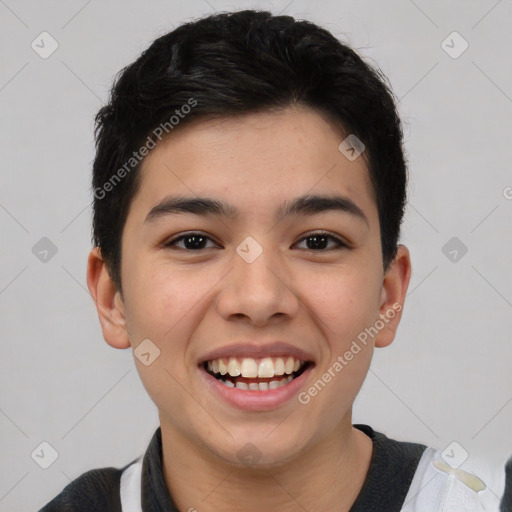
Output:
(1, 1), (511, 510)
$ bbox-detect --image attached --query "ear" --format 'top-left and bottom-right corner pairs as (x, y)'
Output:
(373, 244), (412, 348)
(86, 247), (131, 349)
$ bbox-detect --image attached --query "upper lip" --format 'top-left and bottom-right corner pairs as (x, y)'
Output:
(199, 341), (315, 364)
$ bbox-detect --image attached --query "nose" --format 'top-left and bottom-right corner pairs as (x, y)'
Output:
(215, 244), (300, 327)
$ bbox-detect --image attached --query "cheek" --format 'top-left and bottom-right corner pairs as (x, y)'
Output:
(121, 265), (208, 416)
(123, 259), (205, 342)
(300, 264), (381, 343)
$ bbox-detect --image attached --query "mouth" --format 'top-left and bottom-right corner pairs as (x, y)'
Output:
(197, 343), (316, 410)
(201, 356), (313, 391)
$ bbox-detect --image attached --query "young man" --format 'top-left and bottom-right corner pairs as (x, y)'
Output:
(40, 9), (507, 512)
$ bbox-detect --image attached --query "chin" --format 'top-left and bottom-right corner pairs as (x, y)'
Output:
(203, 426), (312, 470)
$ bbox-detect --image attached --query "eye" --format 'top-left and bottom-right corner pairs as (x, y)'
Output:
(163, 232), (219, 251)
(164, 231), (347, 252)
(293, 231), (347, 251)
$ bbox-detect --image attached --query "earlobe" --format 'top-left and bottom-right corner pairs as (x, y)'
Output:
(86, 247), (131, 349)
(374, 245), (412, 348)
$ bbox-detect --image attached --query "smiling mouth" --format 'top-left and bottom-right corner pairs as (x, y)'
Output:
(202, 356), (312, 391)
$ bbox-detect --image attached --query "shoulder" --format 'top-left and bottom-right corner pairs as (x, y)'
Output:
(38, 459), (137, 512)
(355, 424), (428, 484)
(351, 424), (428, 511)
(354, 425), (505, 511)
(401, 445), (505, 511)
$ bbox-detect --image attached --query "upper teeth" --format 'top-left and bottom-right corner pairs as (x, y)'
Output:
(206, 357), (304, 378)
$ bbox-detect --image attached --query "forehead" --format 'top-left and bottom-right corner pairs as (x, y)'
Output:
(131, 106), (377, 224)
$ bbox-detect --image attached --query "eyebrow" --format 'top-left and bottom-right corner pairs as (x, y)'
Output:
(145, 193), (369, 225)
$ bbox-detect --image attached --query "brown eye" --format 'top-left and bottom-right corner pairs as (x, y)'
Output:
(294, 232), (346, 251)
(164, 233), (218, 251)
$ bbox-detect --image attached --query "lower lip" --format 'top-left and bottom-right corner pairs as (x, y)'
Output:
(199, 365), (313, 411)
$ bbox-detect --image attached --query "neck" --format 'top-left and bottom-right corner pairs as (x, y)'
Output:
(159, 417), (373, 512)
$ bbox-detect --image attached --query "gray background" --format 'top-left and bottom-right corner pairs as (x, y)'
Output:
(1, 0), (511, 510)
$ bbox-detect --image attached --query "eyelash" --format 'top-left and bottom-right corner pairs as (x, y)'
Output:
(163, 231), (347, 252)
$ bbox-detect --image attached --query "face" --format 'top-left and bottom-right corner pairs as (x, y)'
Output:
(89, 106), (410, 468)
